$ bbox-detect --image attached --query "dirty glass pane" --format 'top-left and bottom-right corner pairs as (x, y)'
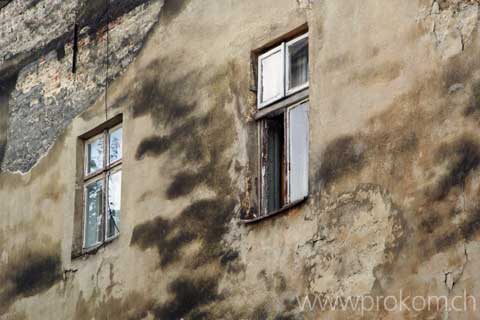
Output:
(263, 115), (284, 213)
(85, 179), (103, 248)
(287, 36), (308, 91)
(259, 45), (284, 107)
(86, 136), (104, 175)
(288, 102), (309, 202)
(106, 170), (121, 238)
(109, 127), (122, 164)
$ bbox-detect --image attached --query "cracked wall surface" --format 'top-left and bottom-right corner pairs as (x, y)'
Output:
(2, 0), (480, 319)
(421, 0), (480, 59)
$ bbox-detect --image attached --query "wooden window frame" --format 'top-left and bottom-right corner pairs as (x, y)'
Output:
(256, 32), (309, 110)
(82, 124), (122, 251)
(257, 44), (285, 109)
(247, 98), (309, 223)
(285, 33), (309, 96)
(243, 28), (311, 224)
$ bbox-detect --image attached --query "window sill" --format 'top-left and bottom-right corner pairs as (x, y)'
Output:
(71, 234), (119, 260)
(254, 88), (309, 120)
(240, 196), (308, 224)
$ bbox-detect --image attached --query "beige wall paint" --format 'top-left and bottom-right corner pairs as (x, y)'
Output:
(2, 0), (480, 319)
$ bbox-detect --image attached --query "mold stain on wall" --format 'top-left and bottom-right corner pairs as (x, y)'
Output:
(0, 233), (62, 314)
(4, 0), (480, 319)
(125, 57), (246, 318)
(310, 33), (480, 317)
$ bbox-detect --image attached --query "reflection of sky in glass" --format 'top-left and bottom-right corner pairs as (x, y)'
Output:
(85, 180), (103, 248)
(109, 128), (122, 164)
(87, 137), (104, 174)
(107, 171), (121, 238)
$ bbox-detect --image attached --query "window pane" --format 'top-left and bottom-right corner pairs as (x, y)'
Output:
(287, 37), (308, 91)
(109, 127), (122, 164)
(263, 115), (285, 213)
(86, 136), (104, 175)
(106, 170), (121, 238)
(288, 102), (309, 202)
(259, 46), (284, 106)
(85, 180), (103, 248)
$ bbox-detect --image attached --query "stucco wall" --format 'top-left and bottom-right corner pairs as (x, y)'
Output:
(2, 0), (480, 319)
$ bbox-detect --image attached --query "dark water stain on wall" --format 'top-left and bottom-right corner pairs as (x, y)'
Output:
(131, 198), (236, 268)
(160, 0), (191, 23)
(463, 80), (480, 118)
(128, 57), (246, 317)
(313, 65), (480, 288)
(131, 71), (195, 124)
(0, 245), (62, 314)
(135, 116), (207, 162)
(317, 135), (366, 187)
(132, 59), (238, 200)
(419, 213), (443, 234)
(135, 134), (171, 159)
(166, 169), (208, 199)
(153, 276), (218, 319)
(428, 136), (480, 200)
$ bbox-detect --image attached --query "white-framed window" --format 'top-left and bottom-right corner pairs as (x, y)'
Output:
(83, 124), (123, 249)
(257, 33), (309, 109)
(286, 33), (309, 95)
(259, 101), (309, 215)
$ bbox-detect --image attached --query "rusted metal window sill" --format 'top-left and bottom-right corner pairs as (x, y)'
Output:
(240, 196), (308, 224)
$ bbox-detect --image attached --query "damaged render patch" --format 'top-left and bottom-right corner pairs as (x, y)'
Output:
(300, 185), (404, 297)
(0, 0), (161, 173)
(424, 0), (480, 59)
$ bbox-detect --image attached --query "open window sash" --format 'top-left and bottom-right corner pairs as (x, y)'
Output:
(287, 101), (309, 203)
(258, 44), (285, 109)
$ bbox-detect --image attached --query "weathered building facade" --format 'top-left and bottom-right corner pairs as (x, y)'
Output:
(2, 0), (480, 319)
